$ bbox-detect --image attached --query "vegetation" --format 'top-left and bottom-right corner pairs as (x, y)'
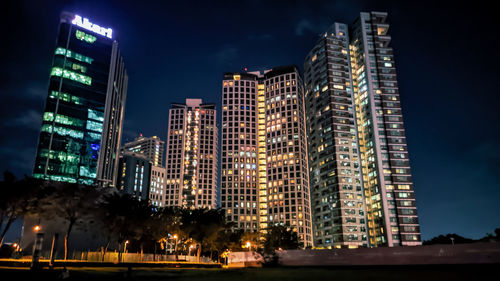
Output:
(263, 225), (301, 254)
(1, 171), (304, 261)
(0, 172), (44, 247)
(423, 229), (500, 245)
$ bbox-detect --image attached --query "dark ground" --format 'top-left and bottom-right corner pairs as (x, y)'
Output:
(0, 264), (497, 281)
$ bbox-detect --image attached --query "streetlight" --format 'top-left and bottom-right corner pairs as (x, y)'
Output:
(33, 225), (41, 232)
(173, 234), (179, 261)
(189, 244), (195, 256)
(246, 241), (251, 252)
(124, 240), (129, 253)
(450, 237), (455, 246)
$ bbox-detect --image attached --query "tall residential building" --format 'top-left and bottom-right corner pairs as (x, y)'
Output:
(304, 23), (368, 248)
(304, 11), (421, 248)
(221, 66), (313, 248)
(350, 12), (421, 246)
(164, 99), (218, 209)
(33, 12), (128, 187)
(221, 73), (260, 232)
(122, 135), (165, 167)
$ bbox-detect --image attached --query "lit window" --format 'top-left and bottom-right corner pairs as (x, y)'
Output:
(51, 67), (92, 85)
(75, 30), (97, 43)
(54, 47), (93, 64)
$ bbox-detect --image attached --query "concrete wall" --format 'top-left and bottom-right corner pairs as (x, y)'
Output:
(277, 243), (500, 266)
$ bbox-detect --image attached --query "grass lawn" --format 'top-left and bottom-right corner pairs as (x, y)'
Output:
(0, 264), (495, 280)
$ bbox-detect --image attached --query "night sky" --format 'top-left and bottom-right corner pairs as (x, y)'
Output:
(1, 0), (499, 241)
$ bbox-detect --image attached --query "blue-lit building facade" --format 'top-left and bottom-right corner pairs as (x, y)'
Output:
(33, 12), (128, 187)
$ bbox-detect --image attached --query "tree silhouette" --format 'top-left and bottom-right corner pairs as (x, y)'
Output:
(0, 172), (43, 247)
(38, 181), (102, 260)
(99, 192), (153, 261)
(181, 208), (231, 262)
(263, 225), (301, 254)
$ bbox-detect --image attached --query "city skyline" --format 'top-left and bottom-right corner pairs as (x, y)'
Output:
(1, 0), (499, 243)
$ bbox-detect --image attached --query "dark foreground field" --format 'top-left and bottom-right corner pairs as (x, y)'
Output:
(0, 264), (497, 281)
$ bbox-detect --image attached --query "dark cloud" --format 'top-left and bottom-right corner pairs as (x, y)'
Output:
(295, 19), (316, 36)
(214, 45), (239, 66)
(3, 109), (42, 131)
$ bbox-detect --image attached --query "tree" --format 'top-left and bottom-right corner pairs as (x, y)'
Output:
(263, 225), (301, 254)
(181, 208), (231, 262)
(423, 233), (475, 245)
(38, 181), (102, 260)
(241, 231), (261, 251)
(148, 207), (182, 259)
(0, 172), (42, 247)
(99, 192), (153, 261)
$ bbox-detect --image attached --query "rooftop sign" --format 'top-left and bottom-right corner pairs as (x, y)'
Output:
(71, 15), (112, 39)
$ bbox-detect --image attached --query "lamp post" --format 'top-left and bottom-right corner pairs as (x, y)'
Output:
(189, 244), (194, 256)
(124, 240), (129, 253)
(173, 234), (178, 261)
(31, 225), (43, 270)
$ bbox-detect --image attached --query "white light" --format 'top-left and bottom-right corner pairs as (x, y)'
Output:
(72, 15), (113, 39)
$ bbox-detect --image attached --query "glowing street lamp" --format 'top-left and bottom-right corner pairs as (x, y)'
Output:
(33, 225), (41, 232)
(246, 241), (251, 252)
(189, 244), (195, 256)
(124, 240), (130, 253)
(173, 234), (179, 261)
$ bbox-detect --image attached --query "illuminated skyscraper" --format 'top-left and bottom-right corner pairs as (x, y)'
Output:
(164, 99), (218, 209)
(304, 23), (368, 248)
(221, 73), (261, 232)
(122, 135), (165, 167)
(33, 12), (128, 187)
(221, 66), (313, 248)
(350, 12), (421, 246)
(304, 11), (421, 248)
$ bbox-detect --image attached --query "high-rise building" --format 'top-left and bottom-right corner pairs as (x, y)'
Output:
(164, 99), (218, 209)
(350, 12), (421, 246)
(122, 135), (165, 167)
(149, 165), (166, 207)
(117, 152), (151, 201)
(117, 151), (166, 207)
(221, 66), (313, 248)
(304, 11), (421, 248)
(304, 23), (368, 248)
(221, 73), (260, 232)
(33, 12), (128, 187)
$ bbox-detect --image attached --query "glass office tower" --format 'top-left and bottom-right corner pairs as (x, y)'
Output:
(33, 12), (128, 187)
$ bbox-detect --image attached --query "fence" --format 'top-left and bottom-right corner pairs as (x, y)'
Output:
(78, 252), (213, 263)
